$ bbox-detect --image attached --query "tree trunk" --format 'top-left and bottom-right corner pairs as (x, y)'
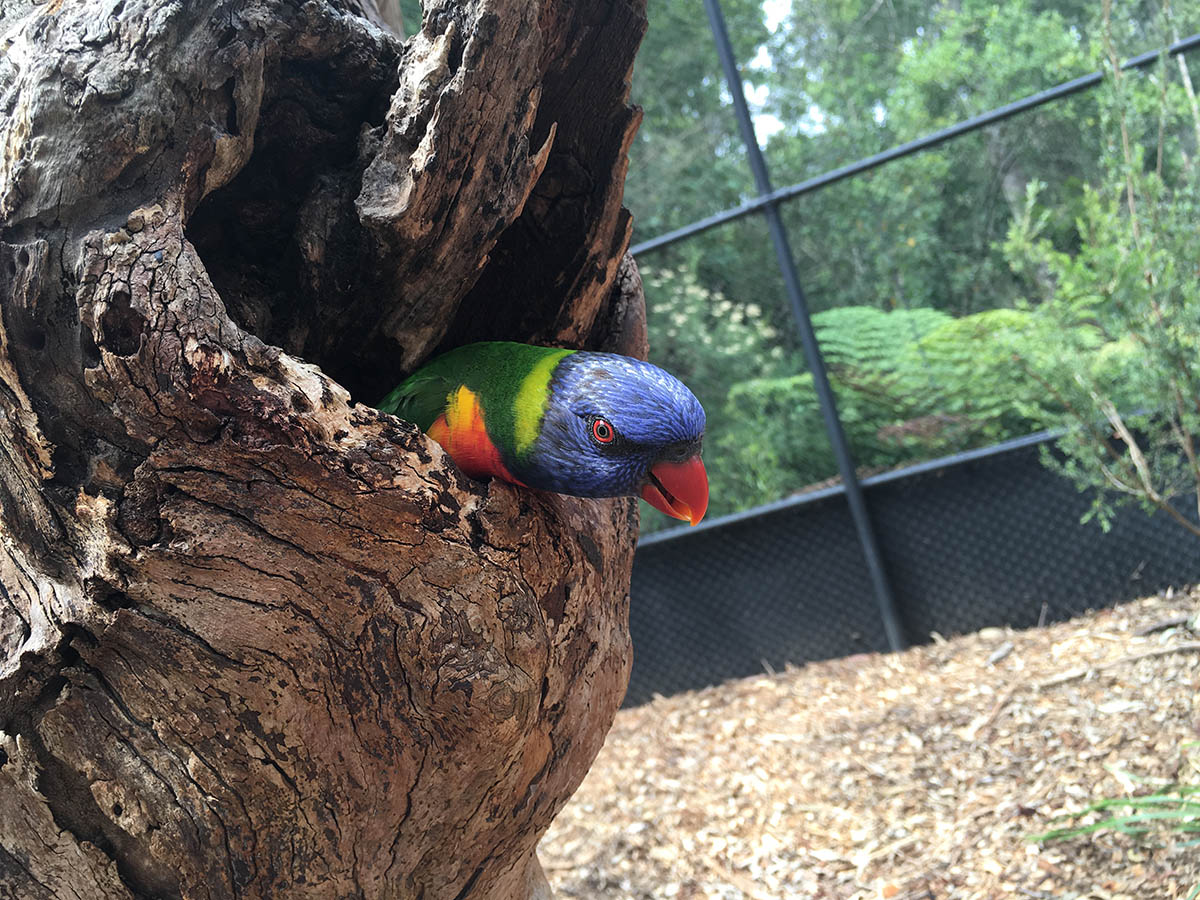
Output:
(0, 1), (647, 897)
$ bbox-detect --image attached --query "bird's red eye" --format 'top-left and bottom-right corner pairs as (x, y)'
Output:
(591, 418), (615, 444)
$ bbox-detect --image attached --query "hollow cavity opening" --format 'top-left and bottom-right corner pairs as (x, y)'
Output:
(187, 49), (399, 403)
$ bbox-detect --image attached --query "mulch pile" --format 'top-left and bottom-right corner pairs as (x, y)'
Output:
(542, 588), (1200, 899)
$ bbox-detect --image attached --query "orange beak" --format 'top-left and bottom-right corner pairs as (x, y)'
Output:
(641, 455), (709, 526)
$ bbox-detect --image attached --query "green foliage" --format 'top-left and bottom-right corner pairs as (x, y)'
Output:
(762, 0), (1109, 321)
(626, 0), (769, 238)
(1000, 44), (1200, 537)
(626, 1), (783, 335)
(1030, 786), (1200, 844)
(630, 0), (1200, 530)
(812, 306), (950, 376)
(397, 0), (423, 36)
(642, 265), (791, 399)
(710, 304), (1114, 507)
(1030, 742), (1200, 900)
(641, 284), (1145, 530)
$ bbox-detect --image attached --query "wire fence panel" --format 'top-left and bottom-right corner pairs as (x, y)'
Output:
(625, 434), (1200, 705)
(628, 491), (889, 704)
(870, 442), (1200, 639)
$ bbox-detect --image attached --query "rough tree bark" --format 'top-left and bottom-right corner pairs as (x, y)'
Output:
(0, 1), (647, 897)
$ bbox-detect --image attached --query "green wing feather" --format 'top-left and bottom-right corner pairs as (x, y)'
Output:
(377, 366), (456, 431)
(377, 343), (575, 454)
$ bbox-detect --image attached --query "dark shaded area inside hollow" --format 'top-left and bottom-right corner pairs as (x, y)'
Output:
(186, 50), (403, 404)
(187, 6), (643, 410)
(187, 49), (549, 408)
(185, 34), (568, 409)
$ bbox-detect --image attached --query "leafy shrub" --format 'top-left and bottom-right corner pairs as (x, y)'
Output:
(1000, 32), (1200, 539)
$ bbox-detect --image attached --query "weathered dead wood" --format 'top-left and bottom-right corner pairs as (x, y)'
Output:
(0, 0), (647, 897)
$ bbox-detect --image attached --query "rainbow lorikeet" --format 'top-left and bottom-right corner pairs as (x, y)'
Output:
(379, 342), (708, 525)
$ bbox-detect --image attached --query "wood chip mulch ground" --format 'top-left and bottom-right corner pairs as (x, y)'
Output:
(541, 587), (1200, 899)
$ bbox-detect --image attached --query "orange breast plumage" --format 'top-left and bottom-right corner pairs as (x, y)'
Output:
(426, 385), (525, 485)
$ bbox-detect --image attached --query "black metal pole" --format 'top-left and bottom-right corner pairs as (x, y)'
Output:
(702, 0), (908, 651)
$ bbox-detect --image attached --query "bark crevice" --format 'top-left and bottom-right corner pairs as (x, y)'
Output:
(23, 670), (186, 900)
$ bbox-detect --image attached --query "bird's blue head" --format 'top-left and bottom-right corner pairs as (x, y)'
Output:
(519, 351), (709, 524)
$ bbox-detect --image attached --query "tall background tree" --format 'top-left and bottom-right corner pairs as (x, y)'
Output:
(0, 1), (650, 896)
